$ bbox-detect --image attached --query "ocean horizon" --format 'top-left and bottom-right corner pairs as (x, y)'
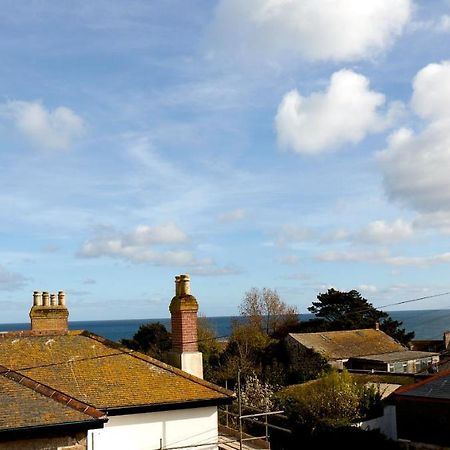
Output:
(1, 309), (450, 342)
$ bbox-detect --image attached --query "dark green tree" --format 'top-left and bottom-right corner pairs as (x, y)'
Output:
(308, 288), (414, 345)
(120, 322), (171, 360)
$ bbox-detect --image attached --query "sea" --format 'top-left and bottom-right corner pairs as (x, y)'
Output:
(1, 309), (450, 342)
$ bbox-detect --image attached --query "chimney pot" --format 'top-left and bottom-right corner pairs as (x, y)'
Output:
(33, 291), (42, 306)
(375, 322), (380, 331)
(179, 274), (190, 296)
(175, 276), (181, 296)
(58, 291), (66, 306)
(444, 331), (450, 350)
(42, 292), (50, 306)
(50, 293), (57, 306)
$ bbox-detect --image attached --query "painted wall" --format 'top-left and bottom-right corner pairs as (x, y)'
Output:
(88, 406), (218, 450)
(359, 405), (397, 440)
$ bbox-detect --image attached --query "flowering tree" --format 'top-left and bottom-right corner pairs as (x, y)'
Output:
(238, 372), (276, 412)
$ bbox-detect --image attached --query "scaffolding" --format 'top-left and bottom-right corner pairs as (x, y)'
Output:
(219, 371), (292, 450)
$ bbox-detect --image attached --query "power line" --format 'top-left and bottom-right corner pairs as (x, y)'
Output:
(375, 291), (450, 310)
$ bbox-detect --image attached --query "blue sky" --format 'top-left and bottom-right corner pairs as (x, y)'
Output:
(2, 0), (450, 322)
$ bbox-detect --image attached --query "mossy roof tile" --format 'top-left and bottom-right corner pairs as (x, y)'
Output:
(289, 328), (406, 360)
(0, 330), (232, 410)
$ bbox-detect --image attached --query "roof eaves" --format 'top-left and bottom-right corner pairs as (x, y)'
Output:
(103, 396), (233, 416)
(0, 364), (107, 421)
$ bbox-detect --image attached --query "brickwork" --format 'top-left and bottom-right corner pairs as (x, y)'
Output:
(29, 291), (69, 333)
(171, 310), (198, 352)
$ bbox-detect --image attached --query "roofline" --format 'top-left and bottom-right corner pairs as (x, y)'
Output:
(0, 364), (106, 420)
(103, 396), (233, 416)
(0, 329), (68, 338)
(395, 394), (450, 405)
(394, 369), (450, 397)
(289, 328), (389, 337)
(78, 330), (235, 399)
(349, 351), (440, 363)
(0, 419), (105, 441)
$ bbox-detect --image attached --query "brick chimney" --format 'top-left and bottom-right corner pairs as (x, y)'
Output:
(168, 275), (203, 378)
(29, 291), (69, 333)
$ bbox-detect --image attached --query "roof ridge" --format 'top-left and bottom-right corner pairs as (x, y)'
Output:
(0, 364), (106, 420)
(79, 330), (234, 398)
(290, 328), (386, 335)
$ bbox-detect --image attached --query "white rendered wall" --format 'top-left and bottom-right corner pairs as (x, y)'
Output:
(88, 406), (218, 450)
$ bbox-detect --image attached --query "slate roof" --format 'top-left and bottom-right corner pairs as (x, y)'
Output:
(394, 369), (450, 402)
(0, 330), (232, 411)
(289, 329), (406, 360)
(350, 350), (439, 363)
(0, 366), (105, 432)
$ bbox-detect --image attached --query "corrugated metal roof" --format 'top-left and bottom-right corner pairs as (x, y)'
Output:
(351, 350), (439, 363)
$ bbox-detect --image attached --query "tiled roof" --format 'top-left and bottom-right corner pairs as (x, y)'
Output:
(0, 367), (105, 431)
(289, 329), (406, 360)
(350, 350), (439, 363)
(0, 330), (232, 411)
(395, 369), (450, 401)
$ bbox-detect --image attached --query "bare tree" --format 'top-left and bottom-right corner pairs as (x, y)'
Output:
(239, 287), (299, 336)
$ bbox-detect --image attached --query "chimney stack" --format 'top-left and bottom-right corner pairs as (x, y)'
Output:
(169, 274), (203, 378)
(29, 291), (69, 333)
(375, 322), (380, 331)
(444, 331), (450, 350)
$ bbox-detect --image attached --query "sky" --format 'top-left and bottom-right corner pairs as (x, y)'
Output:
(2, 0), (450, 322)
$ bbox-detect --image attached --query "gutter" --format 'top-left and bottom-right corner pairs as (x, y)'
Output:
(103, 396), (233, 416)
(0, 418), (106, 441)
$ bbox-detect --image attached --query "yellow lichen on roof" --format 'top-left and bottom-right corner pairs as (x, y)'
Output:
(0, 331), (231, 410)
(289, 328), (406, 360)
(0, 376), (97, 429)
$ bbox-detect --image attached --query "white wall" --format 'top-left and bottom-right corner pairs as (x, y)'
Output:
(359, 405), (397, 440)
(88, 406), (218, 450)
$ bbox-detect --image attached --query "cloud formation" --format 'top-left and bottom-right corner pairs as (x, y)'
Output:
(379, 61), (450, 213)
(212, 0), (411, 62)
(0, 265), (27, 291)
(218, 208), (247, 224)
(276, 70), (397, 154)
(3, 101), (85, 150)
(78, 222), (195, 265)
(317, 249), (450, 267)
(355, 219), (414, 244)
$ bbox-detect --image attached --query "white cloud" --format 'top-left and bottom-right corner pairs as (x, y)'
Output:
(358, 284), (378, 293)
(276, 224), (313, 247)
(316, 249), (450, 267)
(3, 101), (85, 150)
(277, 254), (300, 265)
(411, 61), (450, 121)
(438, 15), (450, 32)
(0, 265), (27, 291)
(379, 61), (450, 213)
(413, 211), (450, 234)
(78, 223), (195, 265)
(218, 208), (247, 223)
(78, 223), (237, 275)
(276, 70), (397, 154)
(356, 219), (414, 244)
(190, 265), (242, 276)
(212, 0), (411, 62)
